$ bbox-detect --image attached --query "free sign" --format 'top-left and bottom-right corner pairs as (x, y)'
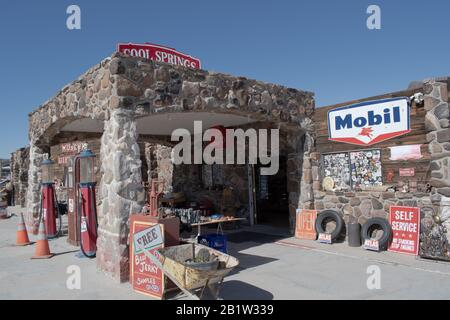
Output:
(328, 97), (410, 146)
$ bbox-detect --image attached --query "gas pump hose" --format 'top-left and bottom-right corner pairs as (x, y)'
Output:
(77, 185), (98, 258)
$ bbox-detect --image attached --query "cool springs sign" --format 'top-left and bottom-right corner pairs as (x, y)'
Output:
(117, 42), (201, 69)
(328, 97), (410, 146)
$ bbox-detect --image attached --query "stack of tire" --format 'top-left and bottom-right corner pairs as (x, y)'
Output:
(315, 210), (392, 250)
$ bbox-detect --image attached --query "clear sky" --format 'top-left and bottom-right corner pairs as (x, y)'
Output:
(0, 1), (448, 158)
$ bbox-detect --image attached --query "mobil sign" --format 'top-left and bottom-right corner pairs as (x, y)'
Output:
(327, 97), (410, 146)
(117, 42), (201, 69)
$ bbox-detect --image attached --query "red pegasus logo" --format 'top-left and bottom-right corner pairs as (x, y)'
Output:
(358, 127), (373, 138)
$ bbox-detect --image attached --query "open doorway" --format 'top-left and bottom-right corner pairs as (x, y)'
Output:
(255, 156), (289, 228)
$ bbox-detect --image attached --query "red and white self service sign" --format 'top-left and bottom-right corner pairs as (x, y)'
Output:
(388, 206), (420, 255)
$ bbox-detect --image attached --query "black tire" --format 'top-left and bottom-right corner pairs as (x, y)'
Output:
(361, 217), (392, 250)
(315, 210), (344, 241)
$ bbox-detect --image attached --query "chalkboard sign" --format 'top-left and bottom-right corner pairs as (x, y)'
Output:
(130, 221), (165, 299)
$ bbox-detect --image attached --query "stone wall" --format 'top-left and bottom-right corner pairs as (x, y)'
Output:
(10, 147), (30, 207)
(306, 78), (450, 252)
(27, 52), (315, 281)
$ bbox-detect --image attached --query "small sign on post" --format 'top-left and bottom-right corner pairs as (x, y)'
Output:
(295, 209), (318, 240)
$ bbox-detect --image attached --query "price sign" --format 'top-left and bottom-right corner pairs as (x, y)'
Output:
(130, 221), (165, 299)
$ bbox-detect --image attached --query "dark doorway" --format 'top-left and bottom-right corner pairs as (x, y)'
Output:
(255, 156), (289, 228)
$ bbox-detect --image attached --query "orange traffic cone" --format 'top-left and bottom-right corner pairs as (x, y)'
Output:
(31, 220), (53, 259)
(16, 213), (31, 246)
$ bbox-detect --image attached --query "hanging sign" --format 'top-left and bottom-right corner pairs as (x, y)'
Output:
(399, 168), (415, 177)
(389, 144), (422, 161)
(130, 221), (165, 299)
(295, 209), (318, 240)
(328, 97), (410, 146)
(388, 206), (420, 255)
(117, 43), (201, 69)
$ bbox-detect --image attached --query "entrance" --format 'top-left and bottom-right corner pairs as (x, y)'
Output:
(255, 156), (289, 228)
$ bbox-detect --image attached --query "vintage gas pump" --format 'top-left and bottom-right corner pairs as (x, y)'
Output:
(75, 150), (98, 258)
(40, 158), (61, 238)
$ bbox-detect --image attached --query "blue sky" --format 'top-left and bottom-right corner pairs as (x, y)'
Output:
(0, 0), (448, 158)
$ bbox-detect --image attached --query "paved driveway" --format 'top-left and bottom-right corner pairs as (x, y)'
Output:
(1, 213), (450, 299)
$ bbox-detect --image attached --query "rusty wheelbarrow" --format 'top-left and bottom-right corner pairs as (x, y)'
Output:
(140, 242), (239, 300)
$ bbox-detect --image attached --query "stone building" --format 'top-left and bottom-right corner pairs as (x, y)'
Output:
(25, 52), (315, 281)
(19, 49), (450, 280)
(302, 78), (450, 258)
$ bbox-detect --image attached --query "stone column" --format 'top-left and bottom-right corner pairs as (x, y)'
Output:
(424, 79), (450, 241)
(25, 141), (44, 234)
(96, 109), (145, 282)
(286, 128), (309, 234)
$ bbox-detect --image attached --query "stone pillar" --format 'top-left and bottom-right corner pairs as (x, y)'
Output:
(96, 109), (145, 282)
(297, 118), (316, 219)
(424, 79), (450, 241)
(286, 129), (308, 234)
(25, 142), (44, 234)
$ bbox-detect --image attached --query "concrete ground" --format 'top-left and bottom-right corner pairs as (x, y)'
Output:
(1, 207), (450, 300)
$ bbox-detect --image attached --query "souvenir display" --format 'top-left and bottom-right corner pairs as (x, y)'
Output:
(349, 149), (382, 189)
(322, 153), (351, 189)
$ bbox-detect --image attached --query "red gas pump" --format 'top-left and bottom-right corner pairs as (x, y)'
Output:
(148, 180), (164, 217)
(74, 149), (98, 258)
(40, 158), (61, 238)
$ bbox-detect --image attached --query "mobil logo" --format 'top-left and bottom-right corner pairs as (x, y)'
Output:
(327, 97), (410, 146)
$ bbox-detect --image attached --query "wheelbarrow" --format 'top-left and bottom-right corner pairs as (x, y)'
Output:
(139, 242), (239, 300)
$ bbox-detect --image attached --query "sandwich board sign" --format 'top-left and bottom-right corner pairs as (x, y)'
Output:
(130, 221), (165, 299)
(327, 97), (410, 146)
(295, 209), (317, 240)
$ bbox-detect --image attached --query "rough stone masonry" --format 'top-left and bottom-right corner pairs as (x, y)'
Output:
(26, 52), (314, 281)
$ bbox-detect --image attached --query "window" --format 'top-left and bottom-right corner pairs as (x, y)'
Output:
(322, 152), (351, 189)
(322, 149), (382, 190)
(349, 150), (382, 189)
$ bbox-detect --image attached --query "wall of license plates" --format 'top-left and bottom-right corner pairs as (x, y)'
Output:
(322, 149), (383, 190)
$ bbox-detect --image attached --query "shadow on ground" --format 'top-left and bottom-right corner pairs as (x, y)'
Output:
(219, 280), (273, 300)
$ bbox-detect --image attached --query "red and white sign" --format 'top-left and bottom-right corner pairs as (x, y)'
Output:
(117, 43), (201, 69)
(399, 168), (415, 177)
(295, 209), (318, 240)
(388, 206), (420, 255)
(328, 98), (410, 146)
(130, 221), (165, 299)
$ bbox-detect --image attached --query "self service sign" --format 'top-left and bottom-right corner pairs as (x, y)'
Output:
(328, 97), (410, 146)
(388, 206), (420, 255)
